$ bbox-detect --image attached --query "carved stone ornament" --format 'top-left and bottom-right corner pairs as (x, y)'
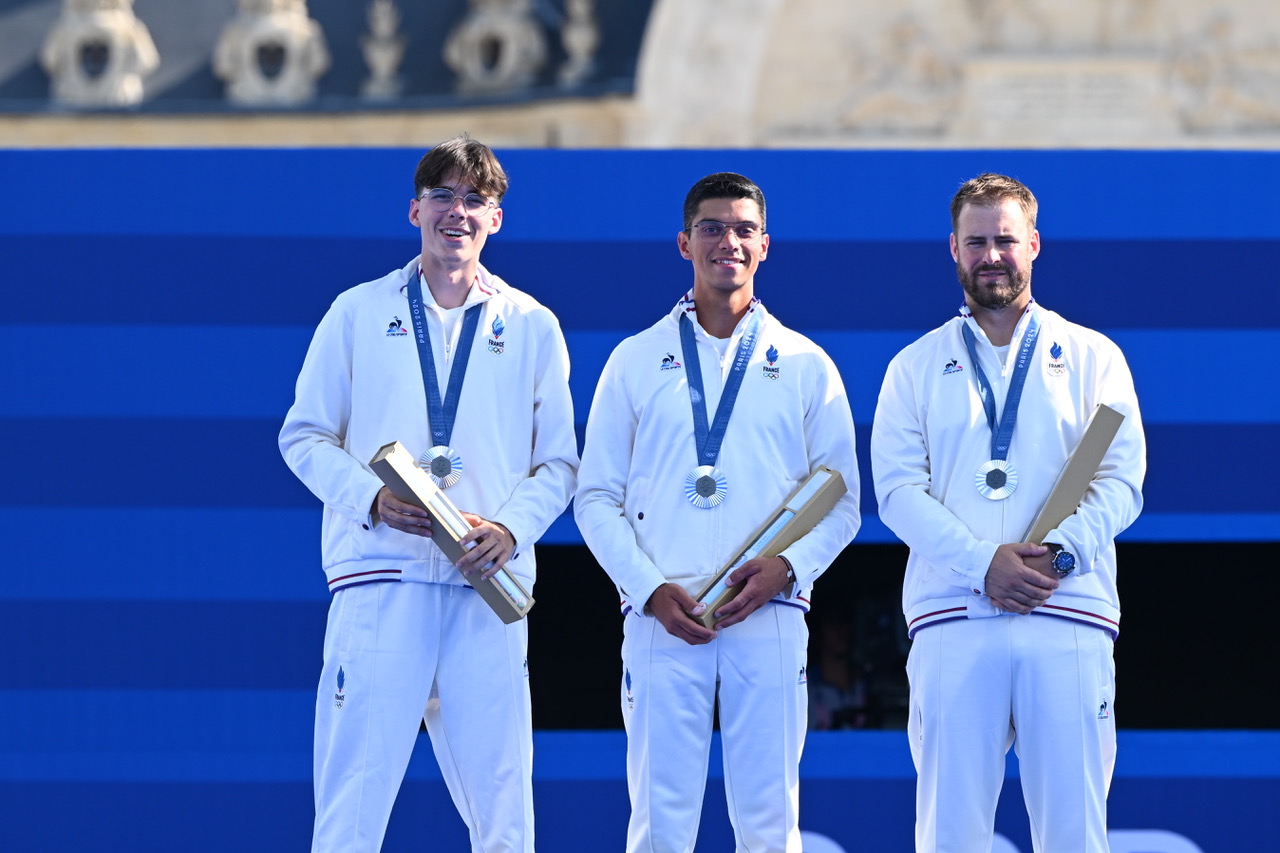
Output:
(840, 16), (959, 135)
(213, 0), (331, 106)
(360, 0), (406, 100)
(444, 0), (547, 95)
(39, 0), (160, 108)
(558, 0), (599, 88)
(737, 0), (1280, 149)
(1169, 13), (1280, 133)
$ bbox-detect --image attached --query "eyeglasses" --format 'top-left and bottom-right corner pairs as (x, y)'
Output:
(690, 220), (765, 243)
(418, 187), (496, 214)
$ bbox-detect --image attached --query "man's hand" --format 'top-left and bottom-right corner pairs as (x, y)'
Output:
(710, 556), (792, 630)
(1023, 549), (1060, 582)
(373, 486), (433, 537)
(984, 542), (1058, 614)
(456, 513), (516, 580)
(647, 583), (717, 645)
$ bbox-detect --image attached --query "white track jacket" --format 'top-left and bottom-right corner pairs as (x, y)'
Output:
(280, 257), (578, 593)
(575, 294), (861, 615)
(872, 304), (1145, 638)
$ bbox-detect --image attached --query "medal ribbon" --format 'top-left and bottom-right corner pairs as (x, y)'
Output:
(961, 312), (1040, 463)
(678, 307), (763, 467)
(407, 274), (483, 449)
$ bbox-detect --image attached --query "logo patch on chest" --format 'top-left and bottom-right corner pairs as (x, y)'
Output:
(487, 316), (506, 355)
(334, 666), (347, 709)
(763, 344), (781, 380)
(1047, 341), (1066, 376)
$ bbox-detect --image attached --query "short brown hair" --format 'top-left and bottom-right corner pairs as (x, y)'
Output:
(950, 173), (1038, 232)
(413, 134), (509, 203)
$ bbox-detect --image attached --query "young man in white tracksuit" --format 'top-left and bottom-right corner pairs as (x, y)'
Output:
(871, 173), (1146, 852)
(575, 172), (860, 853)
(279, 136), (578, 853)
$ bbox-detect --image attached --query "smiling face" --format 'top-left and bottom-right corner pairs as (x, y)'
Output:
(950, 198), (1039, 314)
(677, 196), (770, 305)
(408, 170), (502, 278)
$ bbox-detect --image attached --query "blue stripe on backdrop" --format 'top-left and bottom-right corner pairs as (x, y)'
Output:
(8, 326), (1280, 424)
(2, 417), (1275, 515)
(9, 326), (1279, 426)
(5, 775), (1275, 853)
(0, 325), (312, 419)
(3, 728), (1277, 851)
(1105, 329), (1280, 425)
(7, 776), (1277, 853)
(2, 500), (1270, 616)
(4, 601), (326, 689)
(0, 417), (315, 507)
(7, 235), (1280, 330)
(2, 781), (321, 853)
(0, 508), (324, 601)
(2, 690), (315, 781)
(8, 701), (1278, 783)
(1124, 512), (1280, 541)
(4, 149), (1280, 241)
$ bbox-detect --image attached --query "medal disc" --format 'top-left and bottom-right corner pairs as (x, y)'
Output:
(419, 445), (463, 489)
(975, 459), (1017, 500)
(685, 465), (728, 509)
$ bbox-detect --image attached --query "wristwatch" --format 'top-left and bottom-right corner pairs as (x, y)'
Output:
(1045, 543), (1076, 577)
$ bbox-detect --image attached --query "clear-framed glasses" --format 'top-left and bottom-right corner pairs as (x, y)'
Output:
(418, 187), (496, 214)
(691, 220), (765, 243)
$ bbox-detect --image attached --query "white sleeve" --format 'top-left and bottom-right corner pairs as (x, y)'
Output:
(777, 348), (861, 591)
(574, 345), (669, 610)
(490, 310), (580, 552)
(871, 351), (999, 590)
(1044, 341), (1146, 573)
(278, 295), (384, 528)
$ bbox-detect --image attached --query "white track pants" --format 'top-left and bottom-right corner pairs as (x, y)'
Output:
(312, 581), (534, 853)
(620, 602), (809, 853)
(907, 614), (1116, 853)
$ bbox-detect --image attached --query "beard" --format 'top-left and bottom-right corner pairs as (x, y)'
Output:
(957, 261), (1030, 311)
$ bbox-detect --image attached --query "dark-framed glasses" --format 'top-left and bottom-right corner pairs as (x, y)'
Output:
(692, 220), (765, 243)
(418, 187), (496, 214)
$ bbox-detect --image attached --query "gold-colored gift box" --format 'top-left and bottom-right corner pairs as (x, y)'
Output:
(692, 466), (846, 629)
(1025, 404), (1125, 543)
(369, 441), (534, 624)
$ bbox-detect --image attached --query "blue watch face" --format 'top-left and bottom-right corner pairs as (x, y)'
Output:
(1052, 550), (1076, 573)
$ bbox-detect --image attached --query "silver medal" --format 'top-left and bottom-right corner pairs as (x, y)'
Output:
(684, 465), (728, 509)
(419, 445), (463, 489)
(975, 459), (1017, 501)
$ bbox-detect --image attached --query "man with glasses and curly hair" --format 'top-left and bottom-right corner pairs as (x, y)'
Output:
(280, 135), (578, 852)
(576, 172), (861, 852)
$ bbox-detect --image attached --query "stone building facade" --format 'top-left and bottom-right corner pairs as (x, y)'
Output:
(1, 0), (1278, 149)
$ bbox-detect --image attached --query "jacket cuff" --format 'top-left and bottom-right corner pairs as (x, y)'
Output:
(354, 481), (384, 532)
(956, 540), (999, 595)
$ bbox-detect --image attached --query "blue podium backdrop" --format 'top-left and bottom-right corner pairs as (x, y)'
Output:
(2, 148), (1278, 850)
(4, 148), (1278, 546)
